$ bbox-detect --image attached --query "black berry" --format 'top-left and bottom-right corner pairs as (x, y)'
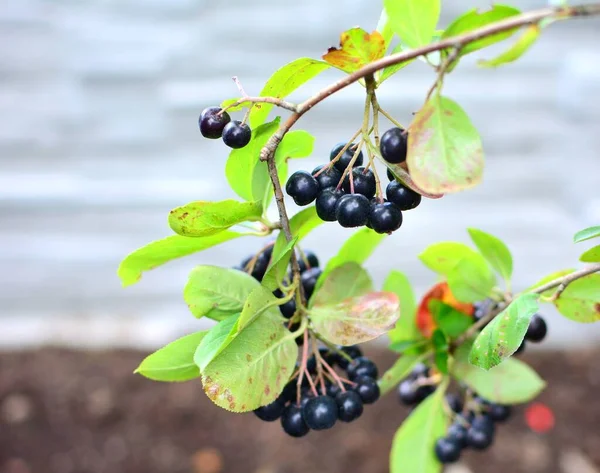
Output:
(387, 168), (396, 181)
(487, 403), (512, 422)
(298, 251), (319, 271)
(398, 380), (434, 405)
(386, 181), (422, 211)
(466, 427), (494, 450)
(302, 395), (338, 430)
(336, 391), (364, 422)
(279, 298), (296, 319)
(335, 194), (370, 228)
(354, 376), (380, 404)
(242, 251), (270, 281)
(330, 142), (364, 172)
(254, 399), (285, 421)
(515, 340), (526, 355)
(446, 393), (463, 413)
(380, 127), (408, 164)
(410, 363), (430, 379)
(447, 423), (468, 448)
(434, 438), (462, 464)
(343, 167), (376, 199)
(471, 415), (495, 435)
(346, 357), (378, 380)
(312, 165), (342, 190)
(301, 267), (322, 299)
(281, 405), (310, 437)
(286, 171), (320, 206)
(526, 314), (547, 342)
(199, 107), (231, 139)
(369, 201), (403, 234)
(316, 188), (345, 222)
(222, 120), (251, 149)
(337, 346), (363, 369)
(280, 381), (297, 404)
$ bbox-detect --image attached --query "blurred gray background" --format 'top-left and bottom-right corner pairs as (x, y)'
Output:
(1, 0), (599, 350)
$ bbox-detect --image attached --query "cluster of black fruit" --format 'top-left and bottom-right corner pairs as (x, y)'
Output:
(473, 299), (548, 354)
(198, 106), (252, 149)
(254, 345), (381, 437)
(285, 127), (422, 234)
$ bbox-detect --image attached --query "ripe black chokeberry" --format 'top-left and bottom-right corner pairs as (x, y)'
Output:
(515, 340), (526, 355)
(386, 180), (422, 211)
(369, 201), (403, 234)
(222, 120), (251, 149)
(297, 250), (319, 272)
(281, 405), (310, 437)
(410, 363), (430, 379)
(434, 438), (462, 464)
(336, 391), (364, 422)
(301, 267), (322, 299)
(526, 314), (547, 342)
(330, 142), (364, 172)
(335, 194), (370, 228)
(380, 127), (408, 164)
(279, 298), (296, 319)
(254, 399), (285, 422)
(488, 403), (512, 422)
(466, 427), (494, 450)
(316, 188), (344, 222)
(199, 107), (231, 139)
(445, 393), (463, 414)
(286, 171), (320, 206)
(342, 167), (376, 199)
(280, 381), (297, 404)
(313, 165), (342, 190)
(346, 357), (378, 380)
(242, 251), (270, 281)
(447, 422), (468, 448)
(302, 395), (338, 430)
(387, 168), (396, 181)
(354, 376), (380, 404)
(337, 345), (362, 369)
(398, 380), (434, 406)
(471, 415), (495, 435)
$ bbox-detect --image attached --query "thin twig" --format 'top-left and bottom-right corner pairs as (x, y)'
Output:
(222, 96), (299, 114)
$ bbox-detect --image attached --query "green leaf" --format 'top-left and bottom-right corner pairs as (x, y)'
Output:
(237, 285), (282, 330)
(390, 383), (448, 473)
(135, 331), (208, 382)
(384, 0), (441, 48)
(168, 200), (262, 237)
(389, 340), (428, 354)
(322, 28), (386, 74)
(442, 6), (521, 56)
(272, 207), (323, 266)
(454, 342), (545, 404)
(261, 238), (298, 291)
(184, 266), (261, 320)
(226, 119), (281, 201)
(378, 354), (424, 395)
(446, 257), (497, 303)
(194, 315), (240, 372)
(311, 262), (373, 308)
(408, 95), (484, 194)
(384, 270), (422, 344)
(431, 329), (448, 352)
(469, 293), (540, 370)
(420, 242), (481, 275)
(378, 43), (414, 83)
(249, 58), (329, 128)
(554, 274), (600, 323)
(201, 310), (297, 412)
(468, 228), (513, 282)
(220, 97), (246, 112)
(118, 232), (245, 287)
(580, 245), (600, 263)
(478, 24), (541, 68)
(429, 300), (473, 338)
(255, 130), (315, 211)
(310, 291), (400, 346)
(574, 225), (600, 243)
(434, 352), (448, 374)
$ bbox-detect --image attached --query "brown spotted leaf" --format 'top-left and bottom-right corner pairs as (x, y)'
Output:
(322, 28), (386, 74)
(408, 95), (484, 194)
(310, 291), (400, 346)
(469, 293), (540, 370)
(554, 274), (600, 323)
(311, 262), (373, 308)
(201, 310), (297, 413)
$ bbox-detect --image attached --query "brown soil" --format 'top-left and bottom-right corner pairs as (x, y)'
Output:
(1, 346), (599, 473)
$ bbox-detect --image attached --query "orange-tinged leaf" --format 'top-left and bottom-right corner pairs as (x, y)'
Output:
(323, 28), (386, 74)
(416, 282), (474, 337)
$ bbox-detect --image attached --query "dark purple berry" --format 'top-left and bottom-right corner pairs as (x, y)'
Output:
(335, 194), (370, 228)
(281, 405), (310, 437)
(380, 127), (408, 164)
(515, 340), (526, 355)
(526, 315), (547, 342)
(387, 168), (396, 181)
(447, 423), (468, 448)
(343, 167), (376, 199)
(254, 399), (285, 421)
(279, 298), (296, 319)
(280, 381), (297, 404)
(386, 180), (421, 211)
(312, 165), (342, 190)
(286, 171), (320, 206)
(297, 251), (319, 272)
(354, 376), (380, 404)
(446, 393), (463, 414)
(301, 267), (322, 299)
(302, 395), (338, 430)
(435, 437), (462, 463)
(466, 427), (494, 450)
(410, 363), (430, 379)
(368, 201), (403, 234)
(330, 142), (364, 172)
(336, 391), (364, 422)
(199, 106), (231, 139)
(337, 345), (363, 369)
(222, 120), (251, 149)
(487, 404), (512, 422)
(316, 188), (345, 222)
(346, 357), (378, 380)
(471, 415), (495, 435)
(241, 251), (270, 281)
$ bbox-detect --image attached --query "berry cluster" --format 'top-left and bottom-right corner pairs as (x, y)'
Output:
(254, 345), (381, 437)
(285, 129), (422, 234)
(198, 106), (252, 149)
